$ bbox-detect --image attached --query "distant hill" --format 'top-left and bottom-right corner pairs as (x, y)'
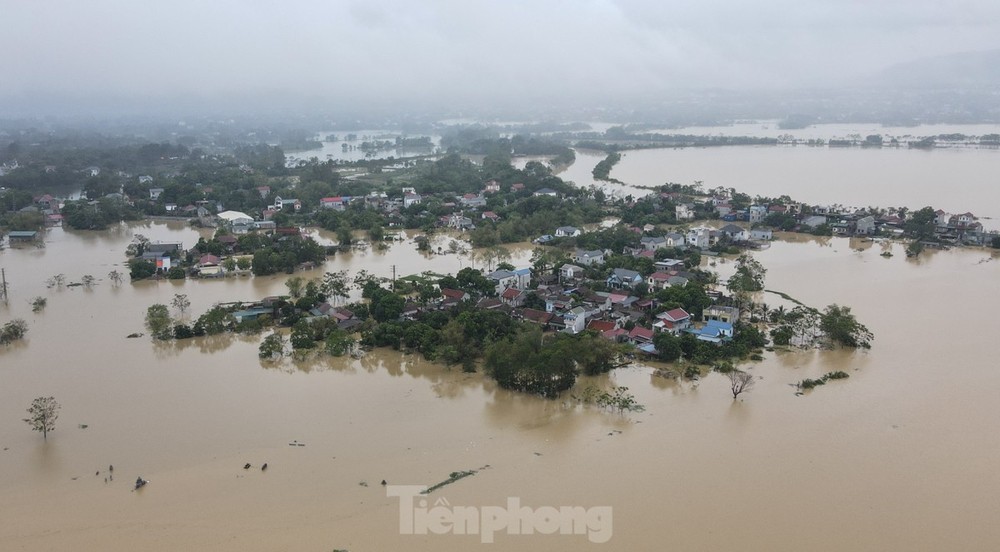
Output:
(872, 49), (1000, 89)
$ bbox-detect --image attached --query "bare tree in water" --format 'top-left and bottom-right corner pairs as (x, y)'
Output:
(727, 370), (756, 400)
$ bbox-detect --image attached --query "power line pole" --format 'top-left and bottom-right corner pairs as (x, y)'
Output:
(391, 265), (396, 292)
(1, 268), (8, 306)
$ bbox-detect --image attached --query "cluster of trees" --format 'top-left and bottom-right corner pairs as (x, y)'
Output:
(250, 238), (325, 276)
(484, 328), (622, 397)
(652, 323), (768, 365)
(61, 198), (143, 230)
(1, 319), (28, 345)
(769, 304), (873, 350)
(145, 302), (240, 341)
(592, 152), (622, 182)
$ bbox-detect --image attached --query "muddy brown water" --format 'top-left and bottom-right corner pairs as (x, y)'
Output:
(1, 221), (1000, 551)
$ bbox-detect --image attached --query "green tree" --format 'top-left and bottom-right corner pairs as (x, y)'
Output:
(23, 396), (60, 440)
(324, 329), (355, 356)
(290, 320), (316, 349)
(129, 259), (156, 281)
(369, 288), (405, 322)
(259, 332), (286, 359)
(145, 304), (172, 340)
(652, 332), (682, 362)
(1, 319), (29, 345)
(904, 206), (937, 240)
(322, 270), (350, 304)
(727, 253), (766, 293)
(194, 306), (235, 335)
(819, 304), (873, 349)
(285, 276), (305, 298)
(484, 328), (577, 398)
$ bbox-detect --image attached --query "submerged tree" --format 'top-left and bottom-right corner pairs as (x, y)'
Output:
(24, 396), (60, 440)
(31, 296), (47, 312)
(321, 270), (350, 305)
(81, 274), (96, 289)
(259, 332), (286, 359)
(727, 254), (766, 293)
(819, 304), (873, 349)
(145, 304), (172, 340)
(727, 369), (756, 400)
(285, 276), (305, 298)
(46, 274), (66, 289)
(171, 293), (191, 315)
(0, 319), (28, 345)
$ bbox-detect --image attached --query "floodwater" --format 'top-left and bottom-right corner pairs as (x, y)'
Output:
(642, 121), (1000, 141)
(593, 146), (1000, 227)
(2, 221), (1000, 550)
(285, 130), (441, 164)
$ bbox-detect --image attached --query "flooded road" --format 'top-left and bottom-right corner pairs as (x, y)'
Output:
(2, 222), (1000, 551)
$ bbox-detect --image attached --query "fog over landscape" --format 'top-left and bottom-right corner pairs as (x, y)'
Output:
(2, 0), (999, 119)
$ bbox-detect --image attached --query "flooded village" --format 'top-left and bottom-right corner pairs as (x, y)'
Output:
(3, 121), (1000, 551)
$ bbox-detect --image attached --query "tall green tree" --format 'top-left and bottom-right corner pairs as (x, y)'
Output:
(145, 304), (172, 340)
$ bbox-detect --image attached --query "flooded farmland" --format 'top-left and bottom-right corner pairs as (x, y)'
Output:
(2, 217), (1000, 550)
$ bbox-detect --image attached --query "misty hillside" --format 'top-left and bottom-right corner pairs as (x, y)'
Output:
(873, 49), (1000, 89)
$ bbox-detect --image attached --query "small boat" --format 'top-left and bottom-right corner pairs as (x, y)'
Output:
(135, 477), (148, 490)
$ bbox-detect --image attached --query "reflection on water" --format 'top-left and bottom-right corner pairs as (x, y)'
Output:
(2, 214), (1000, 551)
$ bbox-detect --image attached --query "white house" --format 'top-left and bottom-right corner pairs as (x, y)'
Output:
(486, 270), (517, 294)
(533, 187), (559, 197)
(555, 226), (581, 237)
(559, 264), (586, 281)
(403, 193), (422, 208)
(273, 196), (302, 211)
(149, 188), (165, 200)
(640, 236), (667, 251)
(686, 226), (712, 249)
(665, 232), (686, 247)
(676, 203), (695, 220)
(512, 267), (532, 288)
(718, 224), (748, 241)
(320, 197), (346, 210)
(801, 215), (827, 229)
(574, 249), (604, 266)
(749, 205), (767, 223)
(934, 210), (951, 227)
(563, 306), (587, 334)
(855, 216), (876, 235)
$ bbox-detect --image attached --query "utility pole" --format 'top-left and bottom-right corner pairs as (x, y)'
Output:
(391, 265), (396, 292)
(1, 268), (8, 306)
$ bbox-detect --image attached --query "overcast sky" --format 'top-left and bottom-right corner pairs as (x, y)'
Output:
(2, 0), (998, 114)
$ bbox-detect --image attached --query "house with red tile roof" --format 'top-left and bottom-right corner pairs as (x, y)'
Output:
(653, 308), (691, 335)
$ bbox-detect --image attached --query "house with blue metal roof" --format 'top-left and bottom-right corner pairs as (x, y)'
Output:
(686, 320), (735, 344)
